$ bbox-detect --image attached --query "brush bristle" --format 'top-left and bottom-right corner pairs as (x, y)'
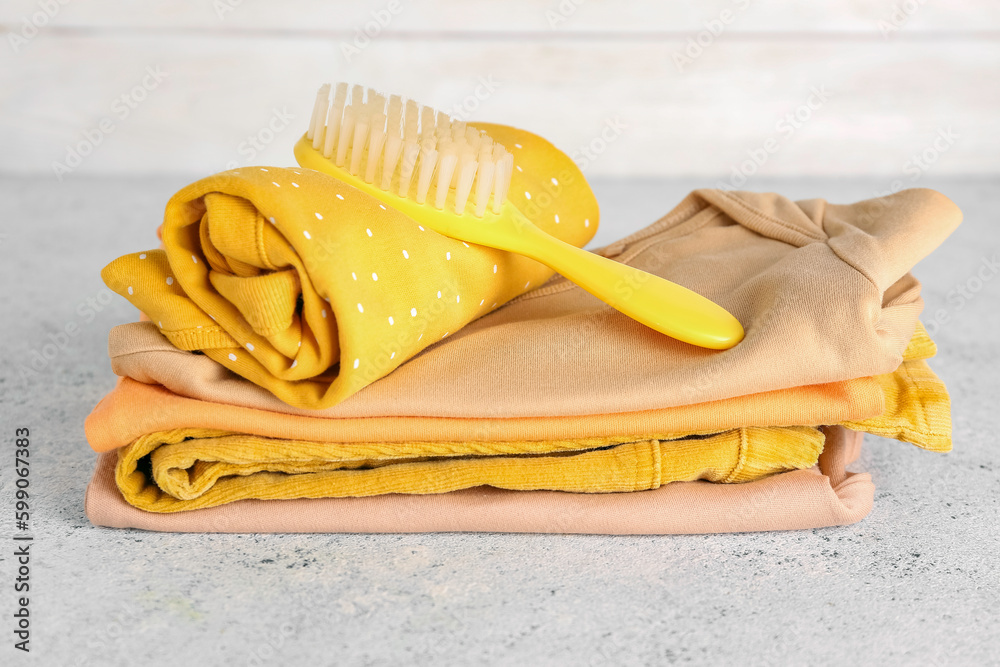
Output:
(306, 83), (515, 217)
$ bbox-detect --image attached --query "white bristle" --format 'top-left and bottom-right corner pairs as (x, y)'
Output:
(349, 111), (369, 176)
(466, 127), (482, 153)
(381, 132), (403, 190)
(492, 148), (513, 214)
(436, 111), (450, 135)
(451, 144), (472, 189)
(434, 146), (458, 210)
(335, 105), (355, 168)
(420, 107), (436, 140)
(322, 83), (348, 158)
(397, 140), (420, 197)
(365, 112), (387, 184)
(414, 142), (438, 205)
(474, 146), (495, 217)
(321, 111), (337, 158)
(310, 83), (520, 217)
(387, 95), (402, 125)
(453, 154), (478, 214)
(306, 91), (319, 140)
(334, 82), (348, 106)
(473, 142), (492, 192)
(404, 100), (419, 138)
(309, 84), (330, 146)
(385, 95), (402, 161)
(448, 145), (463, 189)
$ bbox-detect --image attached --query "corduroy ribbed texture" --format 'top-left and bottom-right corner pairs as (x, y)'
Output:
(113, 426), (824, 512)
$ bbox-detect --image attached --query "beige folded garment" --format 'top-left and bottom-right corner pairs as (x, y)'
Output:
(85, 426), (871, 534)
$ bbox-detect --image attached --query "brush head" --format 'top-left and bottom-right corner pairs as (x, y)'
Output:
(306, 83), (514, 217)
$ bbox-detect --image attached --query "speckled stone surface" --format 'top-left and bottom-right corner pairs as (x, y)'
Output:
(0, 174), (997, 666)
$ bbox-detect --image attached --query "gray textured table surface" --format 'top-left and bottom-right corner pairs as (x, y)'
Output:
(0, 174), (997, 666)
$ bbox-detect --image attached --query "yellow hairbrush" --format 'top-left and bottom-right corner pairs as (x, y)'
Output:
(294, 83), (744, 349)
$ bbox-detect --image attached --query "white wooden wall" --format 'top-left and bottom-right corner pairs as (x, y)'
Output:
(1, 1), (998, 178)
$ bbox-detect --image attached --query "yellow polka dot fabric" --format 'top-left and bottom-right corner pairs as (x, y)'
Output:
(101, 127), (598, 409)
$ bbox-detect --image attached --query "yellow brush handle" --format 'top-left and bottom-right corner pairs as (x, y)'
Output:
(294, 135), (743, 349)
(511, 223), (745, 350)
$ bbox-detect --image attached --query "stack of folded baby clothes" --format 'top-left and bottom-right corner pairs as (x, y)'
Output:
(84, 125), (960, 534)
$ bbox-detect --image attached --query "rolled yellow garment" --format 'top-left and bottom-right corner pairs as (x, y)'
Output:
(100, 128), (598, 409)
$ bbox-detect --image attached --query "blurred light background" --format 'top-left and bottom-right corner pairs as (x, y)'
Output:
(1, 1), (997, 181)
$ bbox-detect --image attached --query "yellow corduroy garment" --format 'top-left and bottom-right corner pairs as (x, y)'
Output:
(110, 323), (949, 512)
(101, 128), (598, 409)
(117, 426), (824, 512)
